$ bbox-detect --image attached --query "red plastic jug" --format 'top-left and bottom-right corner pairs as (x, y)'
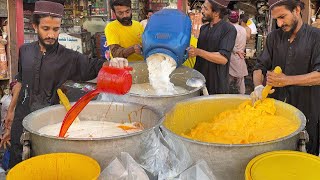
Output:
(58, 66), (133, 137)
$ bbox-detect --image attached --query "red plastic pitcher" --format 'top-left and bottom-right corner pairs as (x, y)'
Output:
(58, 66), (133, 137)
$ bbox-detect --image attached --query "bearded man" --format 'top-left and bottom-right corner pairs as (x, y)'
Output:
(105, 0), (144, 61)
(252, 0), (320, 155)
(188, 0), (237, 94)
(1, 0), (128, 168)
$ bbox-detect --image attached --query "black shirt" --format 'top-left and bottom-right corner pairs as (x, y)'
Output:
(16, 41), (104, 113)
(255, 24), (320, 154)
(194, 20), (237, 94)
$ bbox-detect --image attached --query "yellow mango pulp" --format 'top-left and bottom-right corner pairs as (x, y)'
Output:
(182, 99), (299, 144)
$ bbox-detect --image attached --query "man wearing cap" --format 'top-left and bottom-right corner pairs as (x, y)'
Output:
(188, 0), (237, 94)
(105, 0), (144, 62)
(1, 0), (128, 168)
(228, 11), (248, 94)
(252, 0), (320, 155)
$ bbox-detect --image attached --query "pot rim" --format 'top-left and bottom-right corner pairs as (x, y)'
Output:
(99, 62), (206, 98)
(128, 62), (205, 97)
(160, 94), (307, 147)
(22, 101), (164, 141)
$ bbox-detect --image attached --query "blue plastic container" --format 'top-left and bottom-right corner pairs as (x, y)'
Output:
(142, 9), (192, 67)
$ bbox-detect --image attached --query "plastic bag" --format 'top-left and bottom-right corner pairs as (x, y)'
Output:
(178, 160), (216, 180)
(158, 130), (193, 179)
(99, 152), (149, 180)
(138, 128), (169, 177)
(137, 128), (193, 179)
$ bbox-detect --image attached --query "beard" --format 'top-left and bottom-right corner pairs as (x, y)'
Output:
(117, 15), (133, 26)
(201, 14), (212, 23)
(38, 36), (58, 52)
(202, 14), (212, 23)
(282, 18), (298, 35)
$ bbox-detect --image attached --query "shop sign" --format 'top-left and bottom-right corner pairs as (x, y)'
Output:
(58, 33), (83, 53)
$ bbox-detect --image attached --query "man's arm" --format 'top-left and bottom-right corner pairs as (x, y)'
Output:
(109, 44), (141, 58)
(189, 47), (228, 65)
(4, 82), (21, 129)
(267, 31), (320, 87)
(188, 24), (237, 65)
(105, 22), (141, 59)
(252, 33), (274, 87)
(253, 69), (264, 87)
(267, 70), (320, 87)
(245, 27), (251, 41)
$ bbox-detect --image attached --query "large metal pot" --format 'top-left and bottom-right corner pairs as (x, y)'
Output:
(161, 95), (307, 180)
(22, 101), (162, 169)
(98, 62), (206, 112)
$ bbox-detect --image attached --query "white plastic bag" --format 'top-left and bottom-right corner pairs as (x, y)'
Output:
(137, 128), (193, 179)
(138, 129), (170, 176)
(99, 152), (149, 180)
(158, 130), (193, 179)
(178, 160), (216, 180)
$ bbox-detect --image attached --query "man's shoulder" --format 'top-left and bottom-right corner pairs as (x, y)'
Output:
(267, 28), (283, 39)
(132, 20), (143, 28)
(57, 43), (80, 55)
(234, 24), (246, 32)
(20, 41), (37, 51)
(106, 20), (120, 29)
(222, 21), (236, 32)
(306, 24), (320, 37)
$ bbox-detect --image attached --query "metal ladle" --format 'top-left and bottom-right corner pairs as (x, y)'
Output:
(186, 77), (209, 96)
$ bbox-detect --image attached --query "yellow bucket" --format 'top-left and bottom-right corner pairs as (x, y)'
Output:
(7, 153), (101, 180)
(245, 151), (320, 180)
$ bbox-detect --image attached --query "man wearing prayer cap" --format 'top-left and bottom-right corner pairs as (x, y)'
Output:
(252, 0), (320, 155)
(1, 0), (128, 168)
(228, 11), (248, 94)
(188, 0), (237, 94)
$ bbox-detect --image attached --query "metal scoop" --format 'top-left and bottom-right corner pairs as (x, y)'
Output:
(186, 77), (209, 96)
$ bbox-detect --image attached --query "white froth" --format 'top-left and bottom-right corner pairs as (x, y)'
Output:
(38, 121), (142, 138)
(129, 83), (188, 96)
(146, 53), (177, 95)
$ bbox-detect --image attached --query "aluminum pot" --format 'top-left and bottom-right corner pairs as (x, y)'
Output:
(22, 101), (162, 169)
(97, 62), (206, 113)
(161, 95), (307, 180)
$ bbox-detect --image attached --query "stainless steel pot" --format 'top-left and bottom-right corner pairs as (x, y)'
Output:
(161, 95), (307, 180)
(22, 101), (163, 169)
(97, 62), (206, 112)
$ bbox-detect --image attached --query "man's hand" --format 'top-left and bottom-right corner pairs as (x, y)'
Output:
(250, 85), (264, 102)
(250, 85), (275, 104)
(109, 58), (129, 68)
(236, 51), (245, 59)
(266, 71), (289, 87)
(187, 46), (197, 58)
(0, 129), (11, 149)
(133, 44), (142, 55)
(4, 110), (14, 130)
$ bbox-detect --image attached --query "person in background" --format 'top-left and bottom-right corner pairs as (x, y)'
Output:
(0, 80), (21, 149)
(228, 11), (248, 94)
(188, 0), (237, 94)
(239, 13), (251, 41)
(252, 0), (320, 155)
(140, 9), (154, 28)
(1, 0), (128, 169)
(106, 0), (144, 62)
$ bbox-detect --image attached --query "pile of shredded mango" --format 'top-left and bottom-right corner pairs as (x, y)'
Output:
(182, 99), (299, 144)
